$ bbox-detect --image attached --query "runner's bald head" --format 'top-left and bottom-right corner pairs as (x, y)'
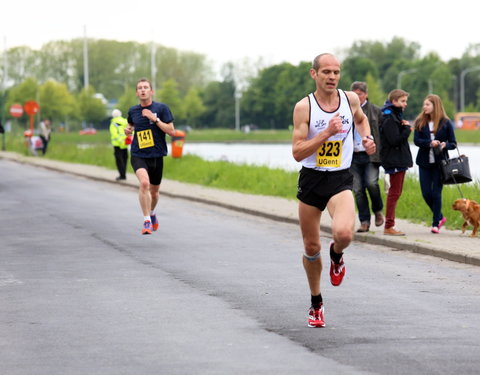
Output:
(312, 53), (340, 72)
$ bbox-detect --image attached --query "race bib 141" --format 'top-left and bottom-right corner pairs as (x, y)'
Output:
(136, 129), (154, 149)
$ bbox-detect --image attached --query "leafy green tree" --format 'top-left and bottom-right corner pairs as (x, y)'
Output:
(241, 64), (288, 128)
(155, 47), (213, 96)
(348, 37), (421, 78)
(457, 44), (480, 111)
(38, 41), (77, 90)
(365, 73), (385, 107)
(4, 47), (41, 87)
(241, 61), (313, 129)
(273, 62), (314, 129)
(77, 85), (107, 126)
(183, 87), (206, 127)
(339, 56), (379, 90)
(116, 85), (138, 118)
(200, 80), (235, 128)
(39, 80), (77, 123)
(158, 78), (184, 120)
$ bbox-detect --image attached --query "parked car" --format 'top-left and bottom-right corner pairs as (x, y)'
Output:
(79, 128), (97, 135)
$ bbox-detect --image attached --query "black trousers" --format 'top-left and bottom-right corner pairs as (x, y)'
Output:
(39, 135), (49, 155)
(114, 146), (128, 179)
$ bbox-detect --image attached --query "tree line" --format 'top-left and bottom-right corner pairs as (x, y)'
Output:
(1, 37), (480, 130)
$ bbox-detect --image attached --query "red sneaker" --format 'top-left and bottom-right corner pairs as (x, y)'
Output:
(329, 242), (345, 286)
(150, 214), (159, 231)
(308, 305), (325, 328)
(142, 220), (152, 235)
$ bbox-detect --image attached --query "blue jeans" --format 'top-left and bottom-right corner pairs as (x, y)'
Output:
(351, 152), (383, 224)
(418, 165), (444, 227)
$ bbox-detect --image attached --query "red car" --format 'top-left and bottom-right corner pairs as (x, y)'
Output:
(79, 128), (97, 135)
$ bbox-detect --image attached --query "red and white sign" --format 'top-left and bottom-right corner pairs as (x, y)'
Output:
(24, 100), (40, 116)
(9, 104), (23, 118)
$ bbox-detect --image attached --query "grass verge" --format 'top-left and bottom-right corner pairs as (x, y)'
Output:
(4, 129), (480, 231)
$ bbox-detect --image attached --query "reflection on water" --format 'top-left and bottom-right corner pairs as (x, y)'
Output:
(183, 143), (480, 181)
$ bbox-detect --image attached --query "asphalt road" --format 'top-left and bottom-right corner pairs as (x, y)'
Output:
(1, 159), (479, 375)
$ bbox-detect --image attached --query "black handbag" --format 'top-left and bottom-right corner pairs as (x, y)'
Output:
(440, 147), (472, 185)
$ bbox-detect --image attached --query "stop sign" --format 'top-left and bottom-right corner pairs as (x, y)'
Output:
(9, 104), (23, 118)
(24, 100), (40, 116)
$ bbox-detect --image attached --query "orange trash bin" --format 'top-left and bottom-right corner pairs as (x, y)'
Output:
(171, 130), (186, 158)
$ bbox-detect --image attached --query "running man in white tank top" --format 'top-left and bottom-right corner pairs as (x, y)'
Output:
(292, 53), (376, 328)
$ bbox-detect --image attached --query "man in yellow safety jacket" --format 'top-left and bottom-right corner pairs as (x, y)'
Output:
(110, 109), (129, 181)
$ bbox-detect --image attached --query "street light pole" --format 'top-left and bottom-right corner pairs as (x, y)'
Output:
(151, 41), (156, 97)
(1, 36), (7, 150)
(235, 89), (241, 132)
(451, 75), (458, 113)
(83, 25), (89, 89)
(460, 66), (480, 112)
(397, 68), (418, 89)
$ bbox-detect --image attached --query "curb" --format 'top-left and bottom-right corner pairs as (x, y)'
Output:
(2, 151), (479, 267)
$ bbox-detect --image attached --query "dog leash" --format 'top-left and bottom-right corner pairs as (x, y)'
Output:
(440, 144), (467, 198)
(451, 175), (465, 198)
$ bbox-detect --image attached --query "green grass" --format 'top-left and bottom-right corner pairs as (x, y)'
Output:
(453, 129), (480, 144)
(4, 129), (480, 231)
(165, 155), (296, 199)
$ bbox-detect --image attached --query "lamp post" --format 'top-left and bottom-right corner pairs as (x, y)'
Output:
(397, 68), (418, 89)
(235, 89), (241, 132)
(151, 41), (156, 96)
(83, 25), (89, 89)
(451, 75), (458, 113)
(460, 66), (480, 112)
(1, 36), (7, 150)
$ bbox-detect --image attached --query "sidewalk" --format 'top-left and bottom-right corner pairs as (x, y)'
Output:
(2, 150), (479, 266)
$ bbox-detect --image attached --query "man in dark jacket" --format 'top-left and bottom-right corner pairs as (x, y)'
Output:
(350, 82), (384, 232)
(379, 89), (413, 236)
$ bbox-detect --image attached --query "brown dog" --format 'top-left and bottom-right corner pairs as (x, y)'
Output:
(452, 198), (480, 237)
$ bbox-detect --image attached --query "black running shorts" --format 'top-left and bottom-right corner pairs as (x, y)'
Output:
(130, 156), (164, 185)
(296, 167), (353, 211)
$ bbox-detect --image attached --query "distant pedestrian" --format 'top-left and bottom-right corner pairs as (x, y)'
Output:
(124, 78), (176, 235)
(379, 89), (413, 236)
(110, 109), (129, 181)
(24, 130), (44, 156)
(413, 94), (457, 233)
(39, 119), (52, 155)
(350, 81), (384, 232)
(292, 53), (376, 328)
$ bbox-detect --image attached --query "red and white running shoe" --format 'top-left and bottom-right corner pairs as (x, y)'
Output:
(329, 242), (346, 286)
(308, 305), (326, 328)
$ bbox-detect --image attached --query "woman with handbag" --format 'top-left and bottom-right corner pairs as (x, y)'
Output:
(414, 94), (457, 233)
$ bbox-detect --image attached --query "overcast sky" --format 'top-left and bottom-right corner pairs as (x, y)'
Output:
(2, 0), (479, 72)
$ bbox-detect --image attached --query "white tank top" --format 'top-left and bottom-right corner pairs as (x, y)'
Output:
(301, 89), (354, 171)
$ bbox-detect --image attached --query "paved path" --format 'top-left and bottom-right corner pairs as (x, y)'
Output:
(2, 151), (478, 266)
